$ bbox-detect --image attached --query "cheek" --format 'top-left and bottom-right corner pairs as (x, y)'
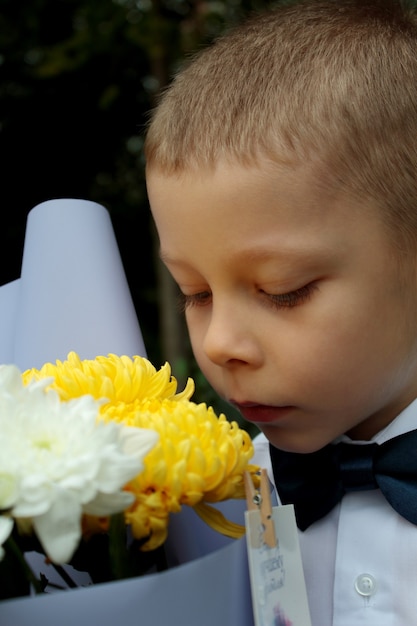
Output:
(291, 319), (404, 402)
(274, 317), (378, 394)
(185, 315), (206, 363)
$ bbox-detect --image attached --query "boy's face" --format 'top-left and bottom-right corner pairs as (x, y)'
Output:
(147, 159), (417, 453)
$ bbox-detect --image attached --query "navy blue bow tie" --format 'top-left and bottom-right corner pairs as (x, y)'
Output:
(269, 430), (417, 530)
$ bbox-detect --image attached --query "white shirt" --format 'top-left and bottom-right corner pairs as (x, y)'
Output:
(253, 399), (417, 626)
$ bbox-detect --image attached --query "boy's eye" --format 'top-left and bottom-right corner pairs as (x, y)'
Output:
(177, 283), (318, 312)
(262, 283), (318, 309)
(177, 291), (212, 311)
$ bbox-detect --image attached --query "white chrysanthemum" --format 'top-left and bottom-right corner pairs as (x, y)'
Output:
(0, 364), (158, 564)
(0, 517), (13, 561)
(0, 468), (19, 560)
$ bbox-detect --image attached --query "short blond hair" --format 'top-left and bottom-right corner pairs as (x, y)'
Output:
(145, 0), (417, 245)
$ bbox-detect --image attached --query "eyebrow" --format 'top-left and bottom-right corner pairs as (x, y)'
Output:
(160, 244), (334, 267)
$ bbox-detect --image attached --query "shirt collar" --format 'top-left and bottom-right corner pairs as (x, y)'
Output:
(336, 397), (417, 446)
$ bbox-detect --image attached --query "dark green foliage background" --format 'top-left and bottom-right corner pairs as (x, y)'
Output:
(0, 0), (291, 434)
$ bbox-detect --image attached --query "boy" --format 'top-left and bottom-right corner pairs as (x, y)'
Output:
(145, 1), (417, 623)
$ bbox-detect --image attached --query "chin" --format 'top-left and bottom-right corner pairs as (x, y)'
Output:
(262, 426), (330, 454)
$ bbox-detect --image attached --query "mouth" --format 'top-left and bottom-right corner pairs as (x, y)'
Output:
(231, 401), (295, 424)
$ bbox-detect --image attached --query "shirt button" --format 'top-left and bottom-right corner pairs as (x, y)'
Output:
(354, 573), (377, 597)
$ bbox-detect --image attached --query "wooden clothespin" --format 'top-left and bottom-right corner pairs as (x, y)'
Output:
(244, 469), (277, 548)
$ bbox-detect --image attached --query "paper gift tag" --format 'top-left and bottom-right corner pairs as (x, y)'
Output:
(245, 501), (312, 626)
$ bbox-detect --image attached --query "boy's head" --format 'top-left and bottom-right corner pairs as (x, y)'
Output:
(146, 0), (417, 452)
(145, 0), (417, 248)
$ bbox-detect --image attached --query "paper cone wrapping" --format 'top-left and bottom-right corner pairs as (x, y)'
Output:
(0, 524), (253, 626)
(0, 198), (146, 370)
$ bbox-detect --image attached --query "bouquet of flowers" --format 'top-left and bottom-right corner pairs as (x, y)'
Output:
(0, 352), (259, 600)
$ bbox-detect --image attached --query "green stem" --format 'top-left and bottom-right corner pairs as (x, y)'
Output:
(5, 535), (44, 594)
(108, 512), (129, 580)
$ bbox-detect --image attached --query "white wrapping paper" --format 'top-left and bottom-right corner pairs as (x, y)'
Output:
(0, 198), (146, 369)
(0, 526), (252, 626)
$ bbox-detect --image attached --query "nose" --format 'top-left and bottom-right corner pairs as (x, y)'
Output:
(202, 300), (263, 368)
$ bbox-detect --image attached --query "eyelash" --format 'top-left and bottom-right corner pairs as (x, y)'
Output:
(265, 283), (318, 310)
(177, 291), (211, 312)
(178, 283), (317, 312)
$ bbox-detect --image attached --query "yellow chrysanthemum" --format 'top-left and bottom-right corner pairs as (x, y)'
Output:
(115, 399), (258, 550)
(23, 351), (195, 406)
(23, 352), (260, 551)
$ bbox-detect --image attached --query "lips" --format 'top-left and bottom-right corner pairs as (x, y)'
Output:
(231, 402), (294, 424)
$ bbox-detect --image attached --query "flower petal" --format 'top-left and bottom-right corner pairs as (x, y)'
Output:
(83, 490), (135, 516)
(0, 516), (14, 561)
(32, 489), (82, 564)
